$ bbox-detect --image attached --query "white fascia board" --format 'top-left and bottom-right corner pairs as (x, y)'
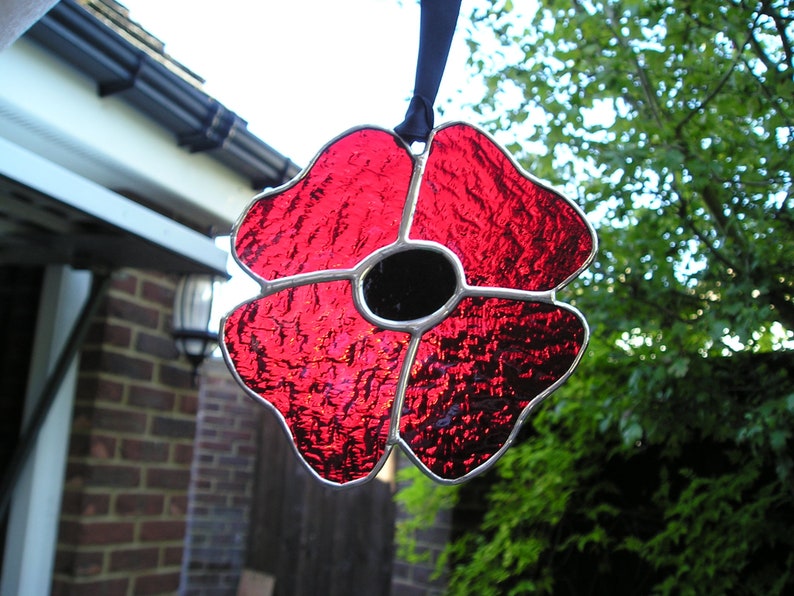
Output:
(0, 39), (256, 232)
(0, 135), (229, 276)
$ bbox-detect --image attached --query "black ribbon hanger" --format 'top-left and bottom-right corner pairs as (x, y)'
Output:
(395, 0), (463, 144)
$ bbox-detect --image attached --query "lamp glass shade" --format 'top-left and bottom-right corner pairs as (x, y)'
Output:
(173, 274), (217, 361)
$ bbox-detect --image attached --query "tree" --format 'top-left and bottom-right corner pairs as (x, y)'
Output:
(396, 1), (794, 593)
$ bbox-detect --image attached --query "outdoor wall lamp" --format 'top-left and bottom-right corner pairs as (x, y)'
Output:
(172, 274), (218, 383)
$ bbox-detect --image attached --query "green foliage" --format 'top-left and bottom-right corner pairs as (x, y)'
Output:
(395, 0), (794, 593)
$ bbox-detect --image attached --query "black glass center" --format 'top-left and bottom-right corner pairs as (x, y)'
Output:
(362, 249), (457, 321)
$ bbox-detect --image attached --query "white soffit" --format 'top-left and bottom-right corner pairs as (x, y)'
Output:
(0, 136), (229, 276)
(0, 40), (256, 232)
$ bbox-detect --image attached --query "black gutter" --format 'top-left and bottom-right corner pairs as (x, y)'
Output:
(25, 0), (300, 190)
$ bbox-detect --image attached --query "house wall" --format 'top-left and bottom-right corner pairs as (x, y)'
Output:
(38, 265), (452, 596)
(181, 359), (260, 595)
(52, 269), (197, 596)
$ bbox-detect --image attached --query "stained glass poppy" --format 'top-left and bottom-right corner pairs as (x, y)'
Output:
(221, 122), (596, 486)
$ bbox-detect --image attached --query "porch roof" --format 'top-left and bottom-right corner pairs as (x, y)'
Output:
(0, 137), (228, 276)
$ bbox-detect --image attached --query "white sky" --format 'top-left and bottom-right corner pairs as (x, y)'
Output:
(117, 0), (485, 320)
(120, 0), (479, 166)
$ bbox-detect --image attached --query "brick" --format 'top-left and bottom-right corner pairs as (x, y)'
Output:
(140, 520), (186, 542)
(141, 278), (174, 306)
(219, 455), (251, 468)
(115, 493), (165, 516)
(204, 388), (233, 400)
(86, 464), (140, 488)
(54, 577), (130, 596)
(64, 433), (116, 459)
(121, 438), (169, 462)
(64, 462), (88, 489)
(168, 495), (188, 516)
(100, 351), (155, 381)
(77, 349), (104, 375)
(134, 571), (181, 595)
(392, 561), (413, 578)
(158, 363), (192, 388)
(137, 331), (179, 359)
(85, 321), (110, 347)
(152, 415), (195, 439)
(238, 417), (260, 434)
(61, 492), (111, 517)
(232, 495), (252, 507)
(147, 467), (191, 490)
(232, 470), (253, 483)
(197, 440), (226, 452)
(111, 271), (138, 295)
(192, 492), (226, 506)
(106, 296), (160, 329)
(79, 521), (135, 545)
(179, 393), (198, 415)
(128, 385), (175, 411)
(92, 406), (147, 433)
(106, 323), (134, 347)
(236, 444), (257, 457)
(221, 402), (256, 417)
(163, 546), (184, 566)
(109, 547), (159, 572)
(220, 430), (252, 442)
(173, 443), (194, 464)
(202, 414), (226, 426)
(58, 520), (80, 546)
(87, 322), (132, 348)
(60, 491), (81, 516)
(67, 434), (90, 457)
(89, 435), (117, 459)
(73, 550), (104, 577)
(53, 548), (74, 574)
(76, 375), (124, 403)
(195, 466), (230, 480)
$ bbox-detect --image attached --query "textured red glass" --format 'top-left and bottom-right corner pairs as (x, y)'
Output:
(411, 124), (594, 291)
(223, 123), (596, 485)
(235, 128), (412, 281)
(400, 298), (585, 479)
(223, 282), (410, 483)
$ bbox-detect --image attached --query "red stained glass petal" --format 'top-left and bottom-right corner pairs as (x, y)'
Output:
(235, 128), (413, 281)
(399, 297), (585, 480)
(223, 281), (410, 484)
(411, 123), (594, 291)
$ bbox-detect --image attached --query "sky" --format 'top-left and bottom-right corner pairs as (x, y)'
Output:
(118, 0), (484, 319)
(120, 0), (479, 166)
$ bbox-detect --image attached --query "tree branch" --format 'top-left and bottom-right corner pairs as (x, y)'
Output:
(674, 22), (757, 135)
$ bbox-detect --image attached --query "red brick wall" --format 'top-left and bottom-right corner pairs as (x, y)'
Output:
(52, 269), (198, 596)
(181, 359), (260, 595)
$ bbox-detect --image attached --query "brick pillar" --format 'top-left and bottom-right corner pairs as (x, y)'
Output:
(390, 454), (451, 596)
(181, 359), (260, 595)
(52, 269), (198, 596)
